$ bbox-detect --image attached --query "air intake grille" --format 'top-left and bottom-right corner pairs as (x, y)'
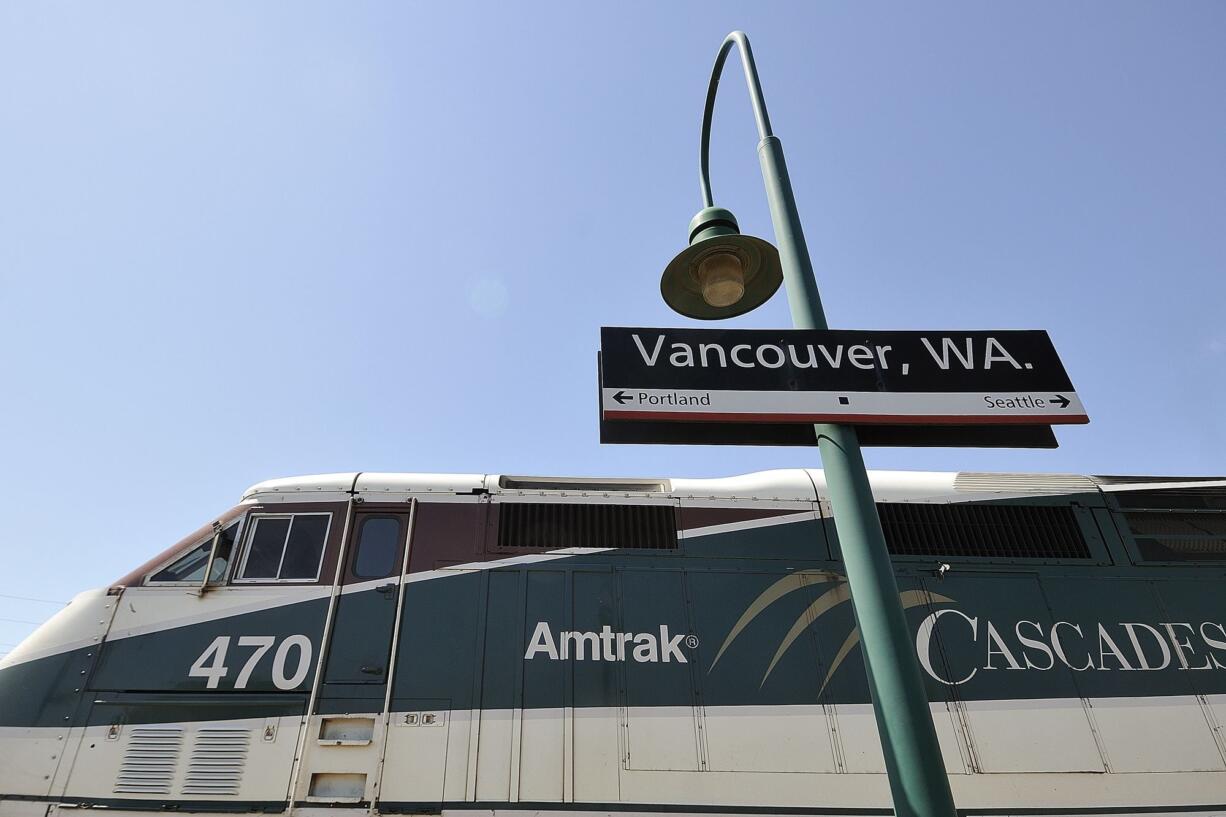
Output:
(114, 727), (183, 794)
(876, 503), (1090, 560)
(1120, 511), (1226, 561)
(1111, 488), (1226, 510)
(182, 728), (250, 796)
(1107, 488), (1226, 561)
(497, 503), (677, 551)
(954, 472), (1097, 493)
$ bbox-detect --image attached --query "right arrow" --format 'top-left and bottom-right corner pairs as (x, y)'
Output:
(1051, 394), (1071, 409)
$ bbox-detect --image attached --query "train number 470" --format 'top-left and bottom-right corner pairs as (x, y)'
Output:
(189, 635), (313, 690)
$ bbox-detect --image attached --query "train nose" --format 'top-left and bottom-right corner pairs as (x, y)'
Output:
(0, 589), (117, 803)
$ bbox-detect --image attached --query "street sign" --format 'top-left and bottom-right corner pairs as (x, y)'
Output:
(599, 327), (1086, 445)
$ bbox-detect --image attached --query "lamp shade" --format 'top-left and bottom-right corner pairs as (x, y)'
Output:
(660, 207), (783, 320)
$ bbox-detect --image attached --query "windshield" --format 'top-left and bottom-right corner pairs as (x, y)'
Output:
(112, 504), (249, 587)
(148, 520), (241, 583)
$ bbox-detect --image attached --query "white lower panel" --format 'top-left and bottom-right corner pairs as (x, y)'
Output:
(7, 696), (1226, 817)
(20, 805), (1226, 817)
(963, 697), (1103, 772)
(380, 710), (449, 803)
(830, 702), (968, 774)
(830, 703), (886, 772)
(703, 705), (837, 773)
(475, 709), (513, 800)
(0, 727), (65, 797)
(572, 706), (619, 801)
(625, 705), (700, 771)
(1201, 693), (1226, 760)
(517, 708), (562, 801)
(0, 802), (48, 817)
(1089, 696), (1225, 772)
(950, 770), (1226, 812)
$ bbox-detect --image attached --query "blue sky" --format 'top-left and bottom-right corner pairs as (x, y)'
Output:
(1, 2), (1223, 646)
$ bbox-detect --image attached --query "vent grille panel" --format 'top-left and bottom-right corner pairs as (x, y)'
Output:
(114, 727), (183, 794)
(954, 472), (1097, 494)
(876, 503), (1090, 560)
(182, 728), (250, 795)
(1112, 488), (1226, 511)
(1125, 512), (1226, 537)
(1119, 510), (1226, 562)
(497, 503), (677, 551)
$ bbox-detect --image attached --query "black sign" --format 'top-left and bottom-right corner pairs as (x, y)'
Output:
(597, 327), (1087, 449)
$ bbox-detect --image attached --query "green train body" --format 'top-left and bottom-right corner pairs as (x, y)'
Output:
(1, 469), (1225, 817)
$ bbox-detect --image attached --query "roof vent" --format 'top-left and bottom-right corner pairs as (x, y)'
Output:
(498, 476), (669, 493)
(497, 503), (677, 551)
(954, 472), (1096, 494)
(878, 502), (1090, 560)
(1092, 475), (1226, 486)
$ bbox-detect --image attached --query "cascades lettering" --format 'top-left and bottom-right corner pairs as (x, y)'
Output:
(915, 612), (1226, 685)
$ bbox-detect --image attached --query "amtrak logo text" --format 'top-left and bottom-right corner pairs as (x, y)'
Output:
(524, 622), (691, 663)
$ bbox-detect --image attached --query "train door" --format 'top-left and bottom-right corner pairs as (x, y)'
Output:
(297, 509), (413, 805)
(324, 512), (412, 686)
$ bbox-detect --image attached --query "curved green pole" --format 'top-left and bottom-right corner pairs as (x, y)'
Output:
(699, 31), (958, 817)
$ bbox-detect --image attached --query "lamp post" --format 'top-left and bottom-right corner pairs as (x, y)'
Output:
(660, 32), (958, 817)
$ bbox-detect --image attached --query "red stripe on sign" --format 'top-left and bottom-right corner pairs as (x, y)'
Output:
(603, 410), (1090, 425)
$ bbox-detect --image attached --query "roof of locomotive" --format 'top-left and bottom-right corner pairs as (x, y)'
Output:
(241, 470), (1226, 505)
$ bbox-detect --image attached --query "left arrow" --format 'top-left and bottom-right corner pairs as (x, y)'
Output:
(612, 391), (633, 405)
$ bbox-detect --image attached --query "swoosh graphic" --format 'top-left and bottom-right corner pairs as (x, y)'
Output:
(760, 582), (851, 686)
(816, 589), (955, 696)
(708, 569), (838, 673)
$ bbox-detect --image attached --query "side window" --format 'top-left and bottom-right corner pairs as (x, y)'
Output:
(237, 513), (331, 581)
(352, 515), (403, 579)
(148, 521), (240, 584)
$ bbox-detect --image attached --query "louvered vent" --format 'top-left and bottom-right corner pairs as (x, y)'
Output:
(954, 472), (1097, 494)
(1111, 487), (1226, 511)
(182, 728), (250, 796)
(1109, 487), (1226, 561)
(114, 727), (183, 794)
(499, 476), (669, 492)
(1093, 475), (1226, 487)
(496, 503), (677, 551)
(877, 503), (1090, 560)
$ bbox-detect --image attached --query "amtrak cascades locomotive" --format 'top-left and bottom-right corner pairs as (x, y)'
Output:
(3, 469), (1226, 817)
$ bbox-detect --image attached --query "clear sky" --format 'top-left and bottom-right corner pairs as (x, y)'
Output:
(1, 2), (1223, 650)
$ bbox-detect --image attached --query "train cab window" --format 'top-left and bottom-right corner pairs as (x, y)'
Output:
(148, 521), (240, 584)
(352, 516), (402, 578)
(237, 513), (331, 581)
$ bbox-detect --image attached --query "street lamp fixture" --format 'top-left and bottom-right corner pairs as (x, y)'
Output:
(660, 206), (782, 319)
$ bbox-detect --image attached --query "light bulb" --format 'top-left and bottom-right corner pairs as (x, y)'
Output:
(696, 252), (746, 308)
